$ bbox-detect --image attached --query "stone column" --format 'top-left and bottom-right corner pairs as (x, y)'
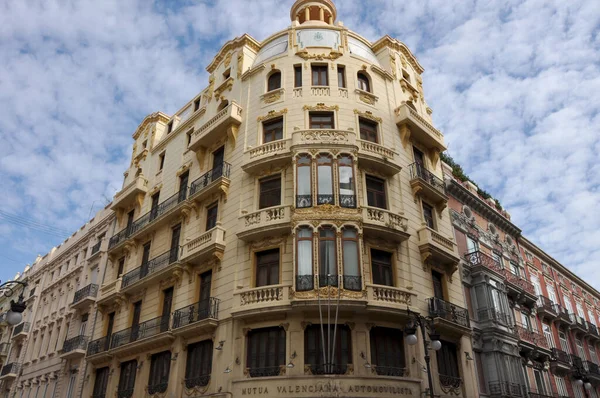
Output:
(319, 6), (325, 22)
(304, 7), (310, 22)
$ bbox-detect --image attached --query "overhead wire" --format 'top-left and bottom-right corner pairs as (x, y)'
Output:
(0, 210), (71, 238)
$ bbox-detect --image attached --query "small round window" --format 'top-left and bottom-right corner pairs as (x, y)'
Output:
(463, 206), (473, 219)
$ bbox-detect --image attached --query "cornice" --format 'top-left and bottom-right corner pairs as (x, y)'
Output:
(132, 112), (170, 140)
(371, 35), (424, 74)
(446, 179), (521, 238)
(206, 34), (261, 74)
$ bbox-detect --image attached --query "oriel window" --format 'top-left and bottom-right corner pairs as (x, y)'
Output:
(317, 155), (334, 205)
(342, 228), (360, 291)
(338, 155), (356, 208)
(296, 155), (312, 208)
(319, 227), (337, 287)
(296, 227), (314, 291)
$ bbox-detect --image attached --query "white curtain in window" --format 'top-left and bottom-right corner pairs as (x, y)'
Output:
(342, 230), (358, 277)
(297, 228), (312, 276)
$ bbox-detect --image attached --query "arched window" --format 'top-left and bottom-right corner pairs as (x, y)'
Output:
(357, 72), (371, 92)
(296, 227), (313, 291)
(268, 71), (281, 92)
(316, 155), (334, 205)
(342, 228), (360, 291)
(319, 227), (337, 287)
(338, 155), (356, 208)
(217, 100), (229, 111)
(296, 155), (312, 208)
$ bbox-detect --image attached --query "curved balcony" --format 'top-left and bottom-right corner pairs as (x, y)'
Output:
(356, 139), (401, 176)
(60, 335), (88, 360)
(0, 362), (20, 380)
(70, 283), (99, 310)
(362, 207), (410, 242)
(464, 250), (503, 277)
(110, 175), (148, 213)
(188, 163), (231, 204)
(237, 205), (291, 242)
(536, 296), (558, 320)
(121, 247), (181, 295)
(242, 139), (292, 175)
(180, 226), (226, 267)
(290, 129), (358, 154)
(395, 102), (446, 153)
(188, 101), (242, 152)
(172, 298), (220, 338)
(418, 227), (460, 277)
(96, 278), (123, 314)
(365, 284), (417, 318)
(232, 284), (292, 320)
(110, 316), (173, 358)
(408, 163), (447, 212)
(427, 297), (470, 337)
(549, 348), (571, 376)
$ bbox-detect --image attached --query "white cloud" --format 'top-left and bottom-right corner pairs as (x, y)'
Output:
(0, 0), (598, 291)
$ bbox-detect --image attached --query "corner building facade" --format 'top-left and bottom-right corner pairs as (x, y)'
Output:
(83, 1), (477, 397)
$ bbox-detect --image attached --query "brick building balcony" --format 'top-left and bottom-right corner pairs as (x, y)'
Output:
(464, 250), (504, 277)
(428, 297), (470, 336)
(70, 283), (99, 310)
(570, 314), (588, 335)
(514, 323), (550, 360)
(553, 304), (573, 327)
(587, 321), (600, 341)
(549, 348), (571, 376)
(536, 296), (558, 320)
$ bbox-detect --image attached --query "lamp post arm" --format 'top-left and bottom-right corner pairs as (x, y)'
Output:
(0, 279), (28, 299)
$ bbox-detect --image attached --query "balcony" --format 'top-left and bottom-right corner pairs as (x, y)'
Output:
(366, 284), (417, 317)
(356, 139), (401, 176)
(60, 335), (88, 360)
(395, 102), (446, 153)
(417, 227), (460, 277)
(549, 348), (571, 376)
(242, 139), (292, 175)
(89, 239), (105, 260)
(188, 163), (231, 204)
(536, 296), (558, 320)
(172, 298), (219, 338)
(428, 297), (470, 336)
(232, 285), (292, 320)
(478, 308), (512, 327)
(110, 316), (174, 357)
(500, 269), (537, 308)
(188, 101), (242, 152)
(408, 163), (448, 212)
(571, 314), (588, 335)
(180, 226), (226, 267)
(0, 363), (20, 380)
(0, 343), (9, 359)
(571, 354), (586, 375)
(86, 336), (111, 364)
(587, 322), (600, 341)
(96, 278), (123, 313)
(585, 361), (600, 382)
(362, 207), (410, 242)
(110, 175), (148, 212)
(553, 304), (573, 327)
(237, 205), (291, 242)
(514, 324), (550, 359)
(70, 284), (99, 310)
(11, 322), (30, 340)
(121, 247), (181, 293)
(528, 390), (559, 398)
(488, 381), (525, 397)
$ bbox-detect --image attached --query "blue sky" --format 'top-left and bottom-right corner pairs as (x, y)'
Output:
(0, 0), (599, 288)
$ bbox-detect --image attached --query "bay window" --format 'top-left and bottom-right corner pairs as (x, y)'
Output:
(319, 227), (337, 287)
(338, 155), (356, 208)
(317, 155), (334, 205)
(296, 227), (314, 291)
(342, 228), (360, 291)
(296, 155), (312, 208)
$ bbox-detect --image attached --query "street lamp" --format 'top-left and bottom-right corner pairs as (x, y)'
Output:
(0, 279), (28, 326)
(405, 307), (441, 398)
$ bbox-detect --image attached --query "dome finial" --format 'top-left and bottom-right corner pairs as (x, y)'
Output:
(290, 0), (337, 25)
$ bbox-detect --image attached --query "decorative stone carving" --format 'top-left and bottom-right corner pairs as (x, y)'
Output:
(295, 50), (342, 61)
(353, 109), (382, 123)
(302, 103), (339, 112)
(257, 108), (288, 122)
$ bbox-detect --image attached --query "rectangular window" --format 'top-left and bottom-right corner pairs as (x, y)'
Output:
(337, 66), (346, 88)
(158, 153), (165, 171)
(186, 130), (194, 148)
(259, 175), (281, 209)
(370, 327), (405, 376)
(194, 98), (201, 112)
(338, 156), (356, 208)
(422, 202), (435, 229)
(319, 227), (337, 287)
(93, 367), (109, 398)
(296, 155), (312, 208)
(117, 257), (125, 278)
(371, 249), (393, 286)
(179, 171), (189, 202)
(247, 327), (286, 377)
(542, 322), (554, 347)
(309, 112), (334, 129)
(359, 118), (378, 143)
(294, 65), (302, 87)
(150, 192), (160, 219)
(256, 249), (280, 287)
(296, 227), (314, 291)
(185, 340), (213, 389)
(305, 324), (352, 374)
(206, 202), (218, 231)
(311, 65), (328, 86)
(148, 351), (171, 395)
(263, 117), (283, 143)
(466, 236), (479, 253)
(436, 341), (459, 379)
(366, 175), (387, 209)
(117, 360), (137, 398)
(167, 121), (173, 134)
(223, 68), (231, 80)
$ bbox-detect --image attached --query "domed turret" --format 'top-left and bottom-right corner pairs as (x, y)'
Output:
(290, 0), (337, 25)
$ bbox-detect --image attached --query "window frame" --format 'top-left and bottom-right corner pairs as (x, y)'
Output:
(255, 248), (280, 287)
(246, 327), (286, 377)
(422, 201), (435, 230)
(316, 154), (334, 205)
(148, 351), (171, 394)
(318, 226), (338, 287)
(311, 64), (328, 86)
(296, 226), (314, 292)
(267, 71), (282, 92)
(309, 112), (335, 129)
(357, 72), (371, 92)
(117, 360), (137, 398)
(304, 324), (352, 375)
(359, 117), (378, 143)
(296, 154), (312, 208)
(436, 340), (460, 379)
(262, 117), (284, 143)
(366, 175), (387, 209)
(258, 175), (282, 209)
(185, 340), (213, 389)
(294, 65), (302, 88)
(342, 227), (361, 291)
(337, 155), (356, 208)
(371, 248), (394, 287)
(337, 65), (346, 88)
(205, 202), (218, 231)
(370, 327), (405, 376)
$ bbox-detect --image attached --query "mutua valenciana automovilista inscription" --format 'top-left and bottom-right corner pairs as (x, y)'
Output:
(240, 382), (415, 395)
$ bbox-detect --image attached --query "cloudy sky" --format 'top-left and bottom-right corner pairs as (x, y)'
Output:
(0, 0), (599, 289)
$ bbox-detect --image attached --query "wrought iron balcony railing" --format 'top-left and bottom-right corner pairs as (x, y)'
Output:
(111, 316), (170, 349)
(342, 275), (362, 291)
(464, 250), (503, 274)
(587, 322), (599, 336)
(62, 335), (88, 353)
(172, 298), (219, 329)
(408, 162), (446, 196)
(90, 240), (102, 255)
(570, 354), (586, 372)
(87, 336), (109, 356)
(550, 348), (570, 365)
(374, 366), (407, 377)
(570, 314), (588, 330)
(247, 366), (284, 377)
(440, 375), (462, 391)
(428, 297), (470, 328)
(306, 364), (347, 375)
(528, 391), (556, 398)
(184, 375), (210, 389)
(0, 362), (20, 377)
(514, 323), (548, 348)
(296, 275), (314, 291)
(147, 383), (168, 395)
(488, 381), (524, 397)
(116, 388), (134, 398)
(72, 284), (99, 304)
(553, 304), (572, 323)
(189, 162), (231, 197)
(12, 322), (30, 336)
(121, 247), (179, 288)
(586, 361), (600, 375)
(295, 194), (312, 208)
(537, 296), (556, 314)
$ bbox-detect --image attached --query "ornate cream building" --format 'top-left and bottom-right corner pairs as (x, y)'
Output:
(81, 1), (477, 397)
(0, 205), (114, 398)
